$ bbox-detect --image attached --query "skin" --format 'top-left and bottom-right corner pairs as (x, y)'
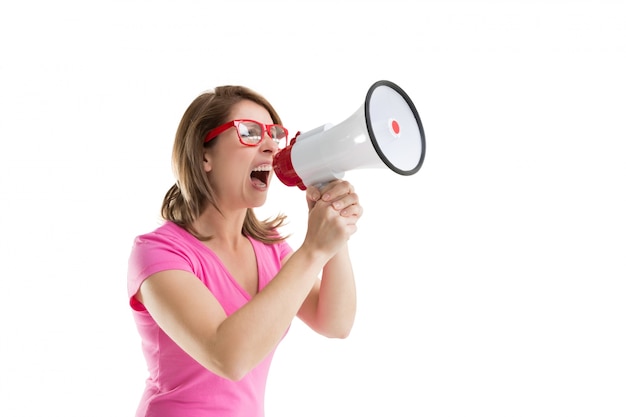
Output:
(136, 100), (363, 381)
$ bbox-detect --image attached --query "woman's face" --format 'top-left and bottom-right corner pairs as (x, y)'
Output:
(204, 99), (281, 211)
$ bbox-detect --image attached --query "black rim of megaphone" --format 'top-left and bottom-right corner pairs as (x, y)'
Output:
(364, 80), (426, 176)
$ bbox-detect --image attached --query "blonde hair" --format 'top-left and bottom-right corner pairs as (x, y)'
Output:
(161, 85), (288, 243)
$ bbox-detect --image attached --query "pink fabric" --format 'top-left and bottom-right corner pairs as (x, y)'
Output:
(127, 221), (292, 417)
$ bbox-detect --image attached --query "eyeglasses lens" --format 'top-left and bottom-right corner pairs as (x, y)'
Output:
(269, 125), (287, 141)
(238, 122), (262, 144)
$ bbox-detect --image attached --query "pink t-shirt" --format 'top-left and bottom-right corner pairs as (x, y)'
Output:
(127, 221), (292, 417)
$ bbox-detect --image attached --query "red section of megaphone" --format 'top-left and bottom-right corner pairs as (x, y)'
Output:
(273, 133), (307, 190)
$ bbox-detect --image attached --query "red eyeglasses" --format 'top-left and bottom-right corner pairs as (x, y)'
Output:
(204, 119), (289, 148)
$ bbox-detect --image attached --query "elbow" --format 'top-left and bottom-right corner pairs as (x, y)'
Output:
(197, 350), (252, 382)
(209, 356), (253, 382)
(329, 327), (352, 340)
(320, 313), (355, 339)
(319, 322), (354, 339)
(202, 359), (249, 382)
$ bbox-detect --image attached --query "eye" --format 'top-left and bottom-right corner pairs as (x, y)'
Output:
(269, 125), (286, 139)
(239, 122), (262, 142)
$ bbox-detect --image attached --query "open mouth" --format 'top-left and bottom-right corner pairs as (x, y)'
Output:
(250, 164), (271, 188)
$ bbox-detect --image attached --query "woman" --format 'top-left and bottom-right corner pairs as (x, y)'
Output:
(127, 85), (362, 416)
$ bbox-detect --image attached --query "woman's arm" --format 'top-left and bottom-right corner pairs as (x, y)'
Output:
(137, 245), (326, 381)
(137, 192), (356, 381)
(297, 244), (357, 338)
(297, 180), (362, 338)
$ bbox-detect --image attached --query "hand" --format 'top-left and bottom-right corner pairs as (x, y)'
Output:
(307, 180), (362, 218)
(302, 180), (363, 259)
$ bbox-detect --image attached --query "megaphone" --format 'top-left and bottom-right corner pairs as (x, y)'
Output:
(273, 80), (425, 190)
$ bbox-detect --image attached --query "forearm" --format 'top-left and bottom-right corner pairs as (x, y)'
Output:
(316, 244), (357, 338)
(213, 246), (327, 379)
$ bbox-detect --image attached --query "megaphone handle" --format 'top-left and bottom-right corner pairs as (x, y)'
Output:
(314, 182), (328, 189)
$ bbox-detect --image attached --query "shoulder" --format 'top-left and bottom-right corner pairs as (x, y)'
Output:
(133, 221), (185, 245)
(131, 221), (199, 256)
(128, 222), (200, 282)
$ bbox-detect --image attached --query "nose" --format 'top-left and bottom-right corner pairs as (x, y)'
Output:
(261, 132), (280, 154)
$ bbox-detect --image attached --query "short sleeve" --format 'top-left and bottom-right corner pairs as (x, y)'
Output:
(127, 234), (194, 311)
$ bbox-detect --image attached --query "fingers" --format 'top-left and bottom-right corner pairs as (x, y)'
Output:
(337, 200), (363, 219)
(304, 181), (362, 257)
(314, 199), (359, 239)
(318, 180), (354, 202)
(318, 180), (361, 219)
(329, 192), (358, 211)
(306, 180), (363, 224)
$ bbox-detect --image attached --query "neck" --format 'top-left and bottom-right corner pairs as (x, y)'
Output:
(191, 205), (248, 248)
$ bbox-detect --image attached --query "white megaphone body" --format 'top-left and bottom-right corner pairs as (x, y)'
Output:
(273, 80), (425, 190)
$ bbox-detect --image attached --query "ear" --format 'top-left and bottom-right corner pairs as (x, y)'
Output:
(203, 150), (213, 173)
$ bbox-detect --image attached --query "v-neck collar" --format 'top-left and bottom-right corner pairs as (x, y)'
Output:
(172, 223), (260, 300)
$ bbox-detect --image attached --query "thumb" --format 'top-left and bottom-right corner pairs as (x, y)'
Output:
(306, 186), (321, 203)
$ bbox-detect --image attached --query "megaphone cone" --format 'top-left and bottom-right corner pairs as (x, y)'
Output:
(273, 80), (425, 190)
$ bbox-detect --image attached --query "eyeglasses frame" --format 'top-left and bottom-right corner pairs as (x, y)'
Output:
(204, 119), (289, 147)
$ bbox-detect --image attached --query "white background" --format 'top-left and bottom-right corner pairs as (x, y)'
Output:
(1, 0), (625, 416)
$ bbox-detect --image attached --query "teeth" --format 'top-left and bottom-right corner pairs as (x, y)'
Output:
(252, 164), (272, 172)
